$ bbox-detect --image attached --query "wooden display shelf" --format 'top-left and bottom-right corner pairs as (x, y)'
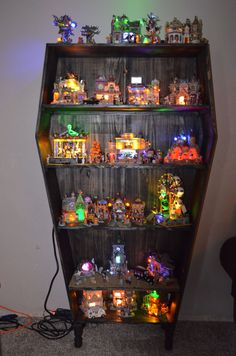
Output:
(75, 308), (171, 324)
(58, 223), (192, 232)
(69, 272), (180, 293)
(46, 162), (207, 170)
(42, 103), (210, 113)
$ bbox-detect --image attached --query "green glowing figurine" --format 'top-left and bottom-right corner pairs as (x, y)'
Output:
(67, 124), (79, 136)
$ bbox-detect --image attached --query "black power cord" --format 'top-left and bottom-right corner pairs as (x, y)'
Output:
(0, 314), (20, 332)
(29, 227), (73, 339)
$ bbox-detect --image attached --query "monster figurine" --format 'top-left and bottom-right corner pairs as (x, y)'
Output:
(53, 14), (77, 43)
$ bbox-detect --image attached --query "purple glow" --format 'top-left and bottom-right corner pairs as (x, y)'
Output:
(81, 261), (93, 272)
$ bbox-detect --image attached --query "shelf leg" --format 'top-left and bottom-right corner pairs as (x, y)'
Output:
(164, 323), (175, 350)
(74, 323), (84, 348)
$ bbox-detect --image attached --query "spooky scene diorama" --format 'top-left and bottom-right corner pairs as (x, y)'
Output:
(51, 13), (205, 107)
(47, 126), (202, 166)
(72, 244), (174, 320)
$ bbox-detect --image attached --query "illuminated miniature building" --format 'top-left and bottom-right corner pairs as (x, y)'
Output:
(127, 79), (160, 106)
(164, 133), (202, 164)
(164, 78), (200, 106)
(81, 290), (106, 319)
(165, 16), (203, 44)
(60, 193), (77, 226)
(89, 141), (102, 163)
(176, 82), (190, 105)
(111, 14), (143, 44)
(165, 17), (183, 43)
(95, 199), (110, 223)
(94, 76), (121, 104)
(112, 290), (126, 308)
(191, 16), (202, 43)
(142, 291), (169, 318)
(111, 290), (137, 314)
(115, 133), (146, 162)
(156, 173), (190, 225)
(48, 124), (88, 164)
(51, 73), (87, 104)
(109, 243), (128, 275)
(131, 198), (145, 225)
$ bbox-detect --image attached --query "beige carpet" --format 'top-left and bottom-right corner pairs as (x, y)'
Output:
(1, 321), (236, 356)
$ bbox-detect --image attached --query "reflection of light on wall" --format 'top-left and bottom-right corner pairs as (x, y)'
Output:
(3, 41), (44, 81)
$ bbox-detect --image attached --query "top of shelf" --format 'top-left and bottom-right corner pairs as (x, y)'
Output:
(45, 43), (209, 58)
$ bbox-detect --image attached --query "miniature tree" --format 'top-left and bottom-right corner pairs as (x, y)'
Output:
(81, 25), (100, 44)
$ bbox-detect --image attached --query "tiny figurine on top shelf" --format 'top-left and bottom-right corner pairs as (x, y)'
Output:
(155, 173), (190, 226)
(51, 72), (87, 105)
(164, 132), (202, 164)
(143, 12), (161, 44)
(53, 15), (77, 43)
(81, 25), (100, 44)
(47, 124), (88, 165)
(94, 76), (122, 105)
(164, 77), (201, 106)
(165, 16), (204, 44)
(127, 77), (160, 106)
(110, 14), (144, 44)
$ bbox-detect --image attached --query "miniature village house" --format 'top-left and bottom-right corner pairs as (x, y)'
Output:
(115, 133), (146, 162)
(111, 14), (143, 44)
(165, 16), (203, 44)
(51, 73), (87, 104)
(94, 76), (121, 104)
(127, 79), (160, 106)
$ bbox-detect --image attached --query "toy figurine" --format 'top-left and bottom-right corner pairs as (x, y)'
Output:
(81, 25), (100, 44)
(53, 15), (77, 43)
(145, 12), (161, 44)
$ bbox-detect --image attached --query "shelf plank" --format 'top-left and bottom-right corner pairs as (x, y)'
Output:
(75, 308), (170, 324)
(69, 273), (180, 293)
(46, 163), (207, 170)
(42, 104), (210, 113)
